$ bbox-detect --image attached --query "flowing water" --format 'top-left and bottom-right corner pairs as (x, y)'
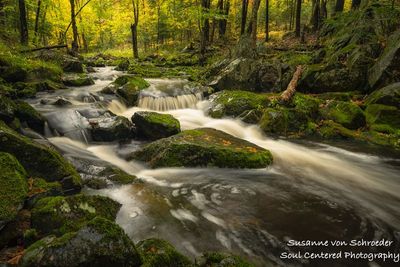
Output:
(27, 67), (400, 267)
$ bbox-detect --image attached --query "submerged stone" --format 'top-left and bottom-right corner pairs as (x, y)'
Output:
(131, 128), (273, 168)
(132, 111), (180, 140)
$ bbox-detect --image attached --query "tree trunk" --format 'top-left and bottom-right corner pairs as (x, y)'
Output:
(310, 0), (320, 31)
(82, 32), (88, 52)
(34, 0), (42, 44)
(265, 0), (269, 42)
(200, 0), (210, 65)
(132, 0), (139, 58)
(295, 0), (302, 37)
(246, 0), (261, 47)
(18, 0), (29, 45)
(240, 0), (249, 35)
(335, 0), (345, 13)
(321, 0), (327, 19)
(289, 0), (294, 30)
(351, 0), (361, 9)
(69, 0), (79, 52)
(280, 65), (304, 102)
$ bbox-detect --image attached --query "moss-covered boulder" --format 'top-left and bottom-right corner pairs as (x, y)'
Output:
(208, 90), (269, 120)
(62, 57), (84, 73)
(365, 104), (400, 134)
(259, 107), (310, 136)
(0, 153), (28, 230)
(99, 166), (136, 185)
(15, 101), (45, 133)
(31, 194), (121, 236)
(316, 120), (357, 139)
(131, 128), (273, 168)
(365, 83), (400, 108)
(62, 74), (95, 87)
(21, 217), (142, 267)
(90, 116), (135, 142)
(132, 111), (180, 140)
(320, 101), (366, 130)
(0, 95), (17, 123)
(0, 121), (82, 193)
(197, 252), (254, 267)
(137, 238), (193, 267)
(0, 65), (28, 83)
(115, 76), (150, 106)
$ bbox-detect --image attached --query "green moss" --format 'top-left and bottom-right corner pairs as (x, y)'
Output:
(209, 90), (269, 119)
(99, 166), (136, 185)
(132, 111), (181, 140)
(320, 100), (366, 130)
(15, 100), (45, 132)
(132, 128), (273, 169)
(259, 107), (309, 136)
(0, 94), (17, 123)
(137, 238), (193, 267)
(199, 252), (254, 267)
(31, 194), (121, 236)
(0, 121), (81, 191)
(292, 93), (322, 117)
(317, 120), (358, 139)
(114, 76), (150, 106)
(62, 74), (95, 87)
(0, 152), (28, 224)
(23, 228), (39, 247)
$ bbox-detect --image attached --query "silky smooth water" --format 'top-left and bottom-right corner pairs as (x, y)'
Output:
(28, 67), (400, 267)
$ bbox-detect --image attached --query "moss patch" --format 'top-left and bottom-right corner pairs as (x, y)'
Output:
(320, 100), (366, 130)
(132, 111), (181, 140)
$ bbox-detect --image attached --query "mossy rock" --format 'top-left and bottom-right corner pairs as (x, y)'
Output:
(259, 107), (309, 136)
(316, 120), (358, 139)
(21, 217), (142, 267)
(62, 74), (95, 87)
(132, 111), (181, 140)
(99, 166), (136, 185)
(0, 95), (17, 123)
(0, 65), (28, 83)
(131, 128), (273, 169)
(62, 57), (84, 73)
(365, 104), (400, 134)
(320, 100), (365, 130)
(365, 82), (400, 108)
(90, 116), (135, 142)
(137, 238), (193, 267)
(208, 90), (269, 119)
(0, 153), (28, 229)
(115, 59), (130, 71)
(115, 76), (150, 106)
(0, 121), (82, 193)
(31, 194), (121, 236)
(15, 100), (45, 133)
(291, 93), (323, 118)
(13, 82), (37, 98)
(197, 252), (254, 267)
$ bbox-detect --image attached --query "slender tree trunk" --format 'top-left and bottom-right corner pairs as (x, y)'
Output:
(321, 0), (327, 19)
(246, 0), (261, 46)
(311, 0), (320, 31)
(0, 0), (5, 26)
(200, 0), (209, 65)
(295, 0), (302, 37)
(220, 0), (230, 37)
(289, 0), (294, 30)
(335, 0), (345, 13)
(351, 0), (361, 9)
(34, 0), (41, 34)
(69, 0), (79, 52)
(240, 0), (249, 35)
(18, 0), (29, 45)
(217, 0), (224, 36)
(82, 32), (88, 52)
(131, 0), (139, 58)
(265, 0), (269, 42)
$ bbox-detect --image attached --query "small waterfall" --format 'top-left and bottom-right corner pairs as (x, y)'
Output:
(44, 122), (53, 138)
(137, 92), (203, 111)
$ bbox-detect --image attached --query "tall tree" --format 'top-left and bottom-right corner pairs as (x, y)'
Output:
(69, 0), (79, 52)
(321, 0), (327, 19)
(335, 0), (345, 13)
(246, 0), (261, 46)
(240, 0), (249, 35)
(18, 0), (29, 45)
(265, 0), (269, 42)
(34, 0), (42, 42)
(218, 0), (230, 38)
(200, 0), (211, 65)
(295, 0), (302, 37)
(131, 0), (139, 58)
(310, 0), (320, 31)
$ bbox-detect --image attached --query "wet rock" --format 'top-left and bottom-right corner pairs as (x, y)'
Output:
(62, 74), (95, 87)
(0, 121), (82, 193)
(0, 65), (28, 83)
(208, 90), (269, 119)
(21, 217), (142, 267)
(132, 111), (180, 140)
(0, 209), (31, 248)
(115, 76), (150, 106)
(365, 83), (400, 108)
(320, 100), (366, 130)
(131, 128), (273, 168)
(90, 116), (135, 142)
(86, 66), (96, 73)
(31, 194), (121, 236)
(51, 97), (72, 107)
(137, 238), (192, 267)
(0, 153), (28, 231)
(115, 59), (130, 71)
(15, 101), (45, 134)
(83, 177), (109, 189)
(12, 82), (37, 98)
(0, 95), (17, 123)
(99, 166), (136, 185)
(62, 57), (84, 73)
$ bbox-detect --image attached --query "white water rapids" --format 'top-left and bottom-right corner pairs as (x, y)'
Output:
(29, 67), (400, 266)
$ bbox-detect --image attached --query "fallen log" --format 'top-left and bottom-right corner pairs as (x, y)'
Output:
(21, 44), (67, 53)
(280, 65), (304, 102)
